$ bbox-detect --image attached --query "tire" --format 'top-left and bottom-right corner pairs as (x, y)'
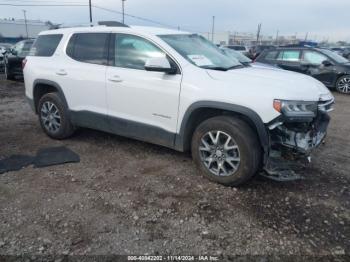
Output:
(4, 64), (14, 80)
(336, 75), (350, 94)
(37, 92), (75, 139)
(191, 116), (262, 186)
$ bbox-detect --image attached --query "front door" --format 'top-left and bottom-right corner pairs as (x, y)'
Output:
(301, 50), (336, 86)
(105, 33), (182, 147)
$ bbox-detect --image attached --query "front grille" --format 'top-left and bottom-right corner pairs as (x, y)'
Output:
(318, 98), (334, 113)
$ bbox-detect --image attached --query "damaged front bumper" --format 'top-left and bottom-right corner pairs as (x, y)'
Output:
(262, 98), (334, 180)
(268, 98), (333, 156)
(269, 112), (330, 155)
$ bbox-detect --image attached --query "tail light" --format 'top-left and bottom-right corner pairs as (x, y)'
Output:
(22, 58), (27, 69)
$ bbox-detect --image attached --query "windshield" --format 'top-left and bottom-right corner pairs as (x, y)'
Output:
(158, 34), (242, 70)
(320, 49), (349, 64)
(221, 48), (251, 63)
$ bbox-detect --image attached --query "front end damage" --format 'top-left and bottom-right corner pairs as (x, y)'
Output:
(263, 98), (334, 181)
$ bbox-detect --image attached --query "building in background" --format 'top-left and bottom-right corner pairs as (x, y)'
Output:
(201, 30), (302, 47)
(0, 18), (56, 43)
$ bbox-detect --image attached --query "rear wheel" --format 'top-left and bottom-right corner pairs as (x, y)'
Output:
(38, 93), (75, 139)
(336, 75), (350, 94)
(191, 116), (262, 186)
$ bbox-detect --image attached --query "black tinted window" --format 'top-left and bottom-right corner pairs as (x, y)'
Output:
(264, 51), (278, 60)
(30, 35), (62, 57)
(67, 33), (109, 65)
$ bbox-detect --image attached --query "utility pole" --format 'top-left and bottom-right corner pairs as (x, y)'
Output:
(305, 32), (308, 41)
(22, 10), (29, 38)
(256, 23), (262, 44)
(89, 0), (92, 25)
(122, 0), (126, 24)
(211, 16), (215, 43)
(275, 30), (279, 45)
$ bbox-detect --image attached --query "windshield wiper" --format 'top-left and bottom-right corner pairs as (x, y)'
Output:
(226, 64), (245, 70)
(202, 65), (244, 71)
(201, 66), (229, 71)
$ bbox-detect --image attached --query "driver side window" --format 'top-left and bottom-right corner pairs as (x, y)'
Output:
(303, 51), (328, 65)
(114, 34), (166, 70)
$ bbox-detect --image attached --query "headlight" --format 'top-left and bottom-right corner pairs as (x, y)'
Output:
(273, 99), (317, 119)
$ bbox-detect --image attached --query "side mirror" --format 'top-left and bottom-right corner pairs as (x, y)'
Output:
(322, 60), (333, 67)
(145, 57), (177, 74)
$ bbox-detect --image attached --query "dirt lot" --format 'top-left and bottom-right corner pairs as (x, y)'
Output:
(0, 75), (349, 260)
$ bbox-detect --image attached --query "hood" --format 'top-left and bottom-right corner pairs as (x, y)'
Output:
(206, 66), (332, 101)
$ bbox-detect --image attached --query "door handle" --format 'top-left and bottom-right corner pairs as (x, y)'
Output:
(56, 69), (67, 76)
(108, 76), (123, 83)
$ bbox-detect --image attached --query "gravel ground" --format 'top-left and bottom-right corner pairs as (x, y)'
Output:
(0, 76), (349, 260)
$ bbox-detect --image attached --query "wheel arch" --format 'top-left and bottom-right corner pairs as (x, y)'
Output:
(175, 101), (269, 162)
(33, 79), (68, 114)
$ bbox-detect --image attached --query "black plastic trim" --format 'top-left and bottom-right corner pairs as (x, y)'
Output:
(70, 110), (176, 149)
(26, 96), (35, 111)
(32, 79), (69, 113)
(175, 101), (269, 156)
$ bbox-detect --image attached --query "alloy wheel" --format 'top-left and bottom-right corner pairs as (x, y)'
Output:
(40, 101), (61, 133)
(337, 77), (350, 94)
(199, 130), (240, 177)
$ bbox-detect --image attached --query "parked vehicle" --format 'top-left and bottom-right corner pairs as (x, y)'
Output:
(24, 25), (334, 186)
(256, 47), (350, 94)
(220, 47), (281, 69)
(248, 45), (276, 60)
(0, 43), (12, 72)
(334, 47), (350, 60)
(225, 45), (249, 55)
(4, 39), (34, 80)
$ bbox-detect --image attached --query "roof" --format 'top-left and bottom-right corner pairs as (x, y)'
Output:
(39, 25), (191, 36)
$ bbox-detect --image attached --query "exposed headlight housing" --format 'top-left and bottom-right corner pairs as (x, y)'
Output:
(273, 100), (317, 121)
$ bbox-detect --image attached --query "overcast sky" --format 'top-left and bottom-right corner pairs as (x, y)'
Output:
(0, 0), (349, 41)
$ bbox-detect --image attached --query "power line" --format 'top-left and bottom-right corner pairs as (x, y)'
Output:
(0, 3), (87, 7)
(0, 1), (199, 32)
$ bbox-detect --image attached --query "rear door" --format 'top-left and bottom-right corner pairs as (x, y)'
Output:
(105, 33), (182, 146)
(58, 32), (109, 126)
(275, 49), (303, 73)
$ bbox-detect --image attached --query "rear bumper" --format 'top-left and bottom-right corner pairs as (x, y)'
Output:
(26, 96), (35, 112)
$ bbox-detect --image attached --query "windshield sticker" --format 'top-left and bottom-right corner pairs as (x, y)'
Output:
(187, 55), (214, 66)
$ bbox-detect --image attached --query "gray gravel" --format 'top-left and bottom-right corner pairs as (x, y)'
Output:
(0, 76), (349, 260)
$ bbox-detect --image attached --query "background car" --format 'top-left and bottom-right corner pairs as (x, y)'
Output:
(0, 43), (12, 73)
(225, 45), (249, 55)
(256, 47), (350, 93)
(248, 45), (276, 60)
(220, 47), (280, 69)
(4, 39), (34, 80)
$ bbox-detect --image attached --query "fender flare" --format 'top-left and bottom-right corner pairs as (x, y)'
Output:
(174, 101), (269, 160)
(32, 79), (69, 112)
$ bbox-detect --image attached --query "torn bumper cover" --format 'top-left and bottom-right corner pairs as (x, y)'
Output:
(262, 98), (334, 181)
(268, 98), (334, 156)
(270, 112), (330, 154)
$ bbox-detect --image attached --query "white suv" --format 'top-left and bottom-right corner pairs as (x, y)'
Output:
(23, 24), (334, 186)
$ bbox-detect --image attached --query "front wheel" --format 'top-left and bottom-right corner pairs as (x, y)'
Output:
(191, 116), (262, 186)
(336, 75), (350, 94)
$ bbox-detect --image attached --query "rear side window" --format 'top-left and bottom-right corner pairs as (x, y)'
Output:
(30, 34), (62, 57)
(66, 33), (109, 65)
(277, 50), (300, 62)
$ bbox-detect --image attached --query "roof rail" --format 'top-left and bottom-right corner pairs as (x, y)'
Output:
(98, 21), (129, 27)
